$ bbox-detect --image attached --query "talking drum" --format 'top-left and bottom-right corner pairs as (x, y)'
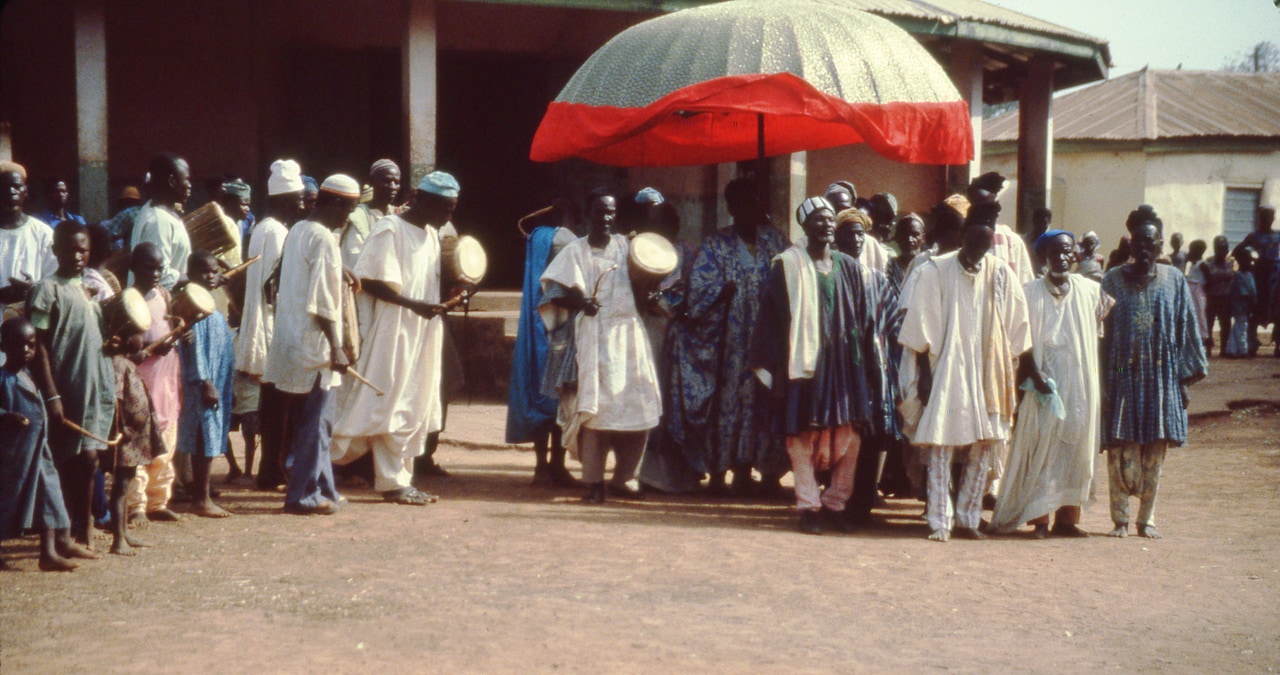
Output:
(170, 283), (216, 326)
(628, 232), (678, 293)
(183, 201), (242, 266)
(441, 234), (488, 288)
(102, 287), (153, 338)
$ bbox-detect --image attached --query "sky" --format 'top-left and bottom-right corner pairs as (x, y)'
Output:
(987, 0), (1280, 73)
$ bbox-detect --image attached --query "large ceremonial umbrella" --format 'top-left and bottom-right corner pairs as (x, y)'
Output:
(530, 0), (973, 167)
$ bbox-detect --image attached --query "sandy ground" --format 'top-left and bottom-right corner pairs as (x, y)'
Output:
(2, 356), (1278, 673)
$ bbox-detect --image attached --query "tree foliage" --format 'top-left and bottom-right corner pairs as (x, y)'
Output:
(1223, 41), (1280, 72)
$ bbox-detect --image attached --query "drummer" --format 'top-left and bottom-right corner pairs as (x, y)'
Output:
(175, 252), (235, 518)
(540, 187), (662, 504)
(26, 221), (115, 556)
(125, 243), (185, 525)
(330, 171), (460, 506)
(129, 153), (193, 291)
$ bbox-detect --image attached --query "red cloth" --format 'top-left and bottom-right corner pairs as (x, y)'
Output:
(531, 73), (972, 167)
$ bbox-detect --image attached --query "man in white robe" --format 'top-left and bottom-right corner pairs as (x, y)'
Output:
(540, 188), (661, 504)
(0, 162), (55, 331)
(991, 230), (1112, 537)
(235, 159), (305, 489)
(898, 208), (1031, 542)
(263, 174), (356, 515)
(128, 153), (193, 291)
(329, 171), (458, 505)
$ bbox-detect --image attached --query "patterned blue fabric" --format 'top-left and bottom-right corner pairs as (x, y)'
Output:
(505, 226), (560, 443)
(665, 226), (789, 475)
(1101, 265), (1208, 447)
(1225, 270), (1256, 356)
(178, 309), (235, 457)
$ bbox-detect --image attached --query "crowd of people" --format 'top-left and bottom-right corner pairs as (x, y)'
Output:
(0, 150), (1274, 571)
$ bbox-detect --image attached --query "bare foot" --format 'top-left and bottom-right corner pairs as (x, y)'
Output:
(1107, 525), (1128, 538)
(226, 467), (244, 482)
(57, 540), (100, 560)
(955, 527), (987, 541)
(125, 533), (151, 548)
(928, 528), (950, 542)
(191, 500), (232, 518)
(109, 539), (138, 556)
(1031, 524), (1049, 540)
(38, 554), (78, 572)
(1138, 525), (1162, 539)
(1052, 524), (1090, 538)
(147, 508), (184, 522)
(127, 511), (149, 529)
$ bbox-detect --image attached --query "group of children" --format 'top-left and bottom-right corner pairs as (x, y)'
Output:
(1, 221), (234, 571)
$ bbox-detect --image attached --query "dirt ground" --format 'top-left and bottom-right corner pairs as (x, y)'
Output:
(2, 357), (1279, 673)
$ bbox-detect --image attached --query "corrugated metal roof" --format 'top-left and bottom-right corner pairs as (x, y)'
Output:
(985, 69), (1280, 142)
(839, 0), (1101, 44)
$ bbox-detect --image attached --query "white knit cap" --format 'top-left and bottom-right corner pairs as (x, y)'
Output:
(267, 159), (304, 196)
(320, 173), (361, 199)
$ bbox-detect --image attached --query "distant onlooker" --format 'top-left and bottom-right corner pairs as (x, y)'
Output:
(1168, 232), (1188, 274)
(1200, 235), (1236, 357)
(1235, 206), (1278, 357)
(34, 177), (86, 229)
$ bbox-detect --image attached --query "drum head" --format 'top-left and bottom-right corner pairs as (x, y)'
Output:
(631, 232), (677, 276)
(181, 284), (217, 314)
(117, 288), (153, 332)
(456, 235), (488, 282)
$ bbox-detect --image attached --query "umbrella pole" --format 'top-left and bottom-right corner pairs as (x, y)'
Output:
(756, 113), (770, 219)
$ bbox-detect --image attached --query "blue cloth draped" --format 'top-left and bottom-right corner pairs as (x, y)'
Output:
(0, 369), (70, 538)
(178, 309), (235, 457)
(505, 226), (560, 443)
(664, 226), (789, 476)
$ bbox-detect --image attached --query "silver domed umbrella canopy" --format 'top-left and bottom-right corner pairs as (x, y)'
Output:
(530, 0), (972, 167)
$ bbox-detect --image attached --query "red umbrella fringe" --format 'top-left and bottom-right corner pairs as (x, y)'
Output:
(531, 73), (973, 167)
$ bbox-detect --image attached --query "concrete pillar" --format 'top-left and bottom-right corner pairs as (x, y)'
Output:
(402, 0), (437, 188)
(946, 40), (984, 195)
(783, 152), (807, 241)
(74, 0), (108, 221)
(1016, 55), (1054, 235)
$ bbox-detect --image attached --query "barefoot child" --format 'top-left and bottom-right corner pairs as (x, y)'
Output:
(0, 317), (79, 571)
(26, 221), (115, 556)
(176, 252), (234, 518)
(103, 327), (164, 554)
(126, 243), (184, 525)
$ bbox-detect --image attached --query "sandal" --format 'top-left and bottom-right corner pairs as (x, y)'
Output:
(381, 487), (438, 506)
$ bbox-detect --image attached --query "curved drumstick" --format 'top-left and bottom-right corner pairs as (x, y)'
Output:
(590, 264), (619, 302)
(62, 418), (123, 446)
(346, 367), (385, 396)
(219, 255), (261, 280)
(140, 317), (189, 357)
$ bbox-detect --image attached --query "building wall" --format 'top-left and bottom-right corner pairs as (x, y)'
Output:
(1142, 150), (1280, 247)
(0, 0), (79, 207)
(807, 144), (947, 221)
(986, 149), (1147, 253)
(987, 145), (1280, 256)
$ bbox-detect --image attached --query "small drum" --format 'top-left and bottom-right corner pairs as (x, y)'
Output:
(183, 202), (242, 266)
(170, 283), (216, 327)
(441, 234), (488, 288)
(628, 232), (678, 291)
(102, 287), (152, 338)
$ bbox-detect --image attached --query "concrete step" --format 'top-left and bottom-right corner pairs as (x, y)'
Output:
(468, 290), (521, 313)
(454, 308), (520, 338)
